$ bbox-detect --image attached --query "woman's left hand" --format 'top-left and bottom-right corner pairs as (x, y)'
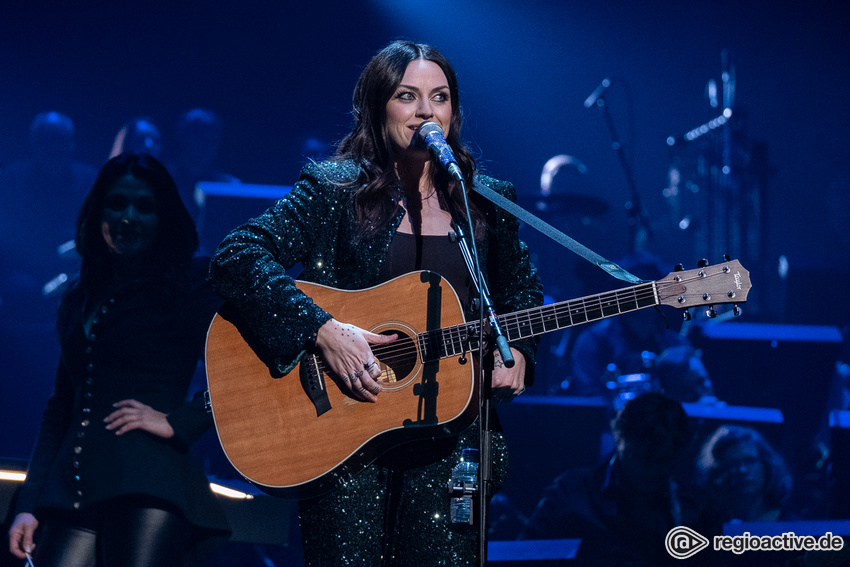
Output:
(491, 347), (526, 401)
(104, 399), (175, 438)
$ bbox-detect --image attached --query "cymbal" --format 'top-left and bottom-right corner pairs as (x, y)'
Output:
(518, 193), (610, 218)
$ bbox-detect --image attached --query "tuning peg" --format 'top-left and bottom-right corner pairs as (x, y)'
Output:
(697, 258), (709, 268)
(722, 254), (731, 262)
(674, 263), (684, 272)
(682, 310), (692, 321)
(733, 305), (741, 317)
(705, 306), (717, 318)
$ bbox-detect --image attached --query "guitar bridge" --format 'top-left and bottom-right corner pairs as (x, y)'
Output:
(300, 353), (332, 417)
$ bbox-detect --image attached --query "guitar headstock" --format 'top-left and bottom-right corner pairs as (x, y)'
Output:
(656, 259), (751, 318)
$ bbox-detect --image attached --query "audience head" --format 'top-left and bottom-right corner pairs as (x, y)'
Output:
(301, 136), (331, 161)
(176, 108), (223, 175)
(75, 152), (197, 285)
(655, 345), (714, 402)
(110, 116), (163, 159)
(611, 392), (693, 493)
(28, 111), (76, 167)
(698, 425), (792, 514)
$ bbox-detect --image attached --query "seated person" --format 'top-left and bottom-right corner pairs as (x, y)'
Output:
(520, 392), (708, 566)
(697, 424), (794, 525)
(566, 252), (715, 407)
(655, 345), (716, 404)
(109, 116), (163, 159)
(168, 108), (237, 231)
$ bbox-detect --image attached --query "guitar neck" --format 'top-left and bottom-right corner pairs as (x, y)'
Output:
(205, 262), (748, 498)
(418, 281), (658, 362)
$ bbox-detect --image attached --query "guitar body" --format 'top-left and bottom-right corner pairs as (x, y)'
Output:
(206, 258), (751, 499)
(205, 271), (476, 499)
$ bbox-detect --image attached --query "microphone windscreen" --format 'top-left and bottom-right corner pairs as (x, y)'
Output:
(411, 121), (443, 150)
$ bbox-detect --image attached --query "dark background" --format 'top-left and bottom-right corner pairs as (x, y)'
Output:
(2, 1), (848, 265)
(2, 0), (849, 554)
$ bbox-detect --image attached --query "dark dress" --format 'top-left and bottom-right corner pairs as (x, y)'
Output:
(209, 160), (543, 566)
(14, 258), (230, 548)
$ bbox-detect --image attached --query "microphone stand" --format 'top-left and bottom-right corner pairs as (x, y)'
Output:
(592, 94), (651, 252)
(446, 182), (514, 567)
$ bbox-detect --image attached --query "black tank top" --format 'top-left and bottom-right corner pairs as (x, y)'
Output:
(379, 231), (476, 314)
(376, 232), (482, 471)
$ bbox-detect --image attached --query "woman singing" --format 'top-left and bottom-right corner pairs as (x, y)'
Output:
(209, 40), (542, 565)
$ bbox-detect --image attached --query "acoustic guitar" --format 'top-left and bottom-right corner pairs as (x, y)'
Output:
(205, 260), (750, 498)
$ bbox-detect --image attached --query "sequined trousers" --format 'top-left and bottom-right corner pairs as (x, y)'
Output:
(298, 423), (508, 566)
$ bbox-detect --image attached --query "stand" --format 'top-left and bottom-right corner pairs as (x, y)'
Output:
(445, 184), (514, 567)
(591, 92), (651, 252)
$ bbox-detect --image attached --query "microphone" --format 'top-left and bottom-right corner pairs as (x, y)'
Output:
(411, 121), (463, 181)
(583, 77), (612, 108)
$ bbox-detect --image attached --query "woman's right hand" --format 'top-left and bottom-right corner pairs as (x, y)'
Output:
(8, 512), (38, 560)
(315, 318), (396, 402)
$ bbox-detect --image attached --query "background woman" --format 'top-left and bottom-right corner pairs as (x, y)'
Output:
(8, 152), (229, 566)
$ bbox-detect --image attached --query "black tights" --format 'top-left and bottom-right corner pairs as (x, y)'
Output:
(33, 498), (191, 567)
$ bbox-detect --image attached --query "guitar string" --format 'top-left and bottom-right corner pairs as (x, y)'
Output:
(307, 268), (736, 378)
(313, 271), (736, 374)
(371, 275), (721, 367)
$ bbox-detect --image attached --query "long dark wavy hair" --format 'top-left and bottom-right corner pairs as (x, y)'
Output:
(74, 152), (198, 293)
(334, 40), (484, 239)
(698, 425), (793, 512)
(612, 392), (693, 464)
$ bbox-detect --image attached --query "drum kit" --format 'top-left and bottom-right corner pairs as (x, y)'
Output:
(523, 50), (758, 299)
(516, 154), (616, 396)
(522, 153), (609, 221)
(523, 49), (764, 397)
(516, 152), (614, 303)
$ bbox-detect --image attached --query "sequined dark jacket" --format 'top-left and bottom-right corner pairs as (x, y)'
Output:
(209, 160), (543, 381)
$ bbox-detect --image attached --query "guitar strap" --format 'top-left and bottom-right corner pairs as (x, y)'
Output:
(472, 181), (645, 285)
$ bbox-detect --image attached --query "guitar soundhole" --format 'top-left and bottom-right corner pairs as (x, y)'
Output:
(375, 329), (418, 388)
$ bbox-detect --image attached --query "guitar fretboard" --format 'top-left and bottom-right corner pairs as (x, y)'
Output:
(416, 281), (658, 362)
